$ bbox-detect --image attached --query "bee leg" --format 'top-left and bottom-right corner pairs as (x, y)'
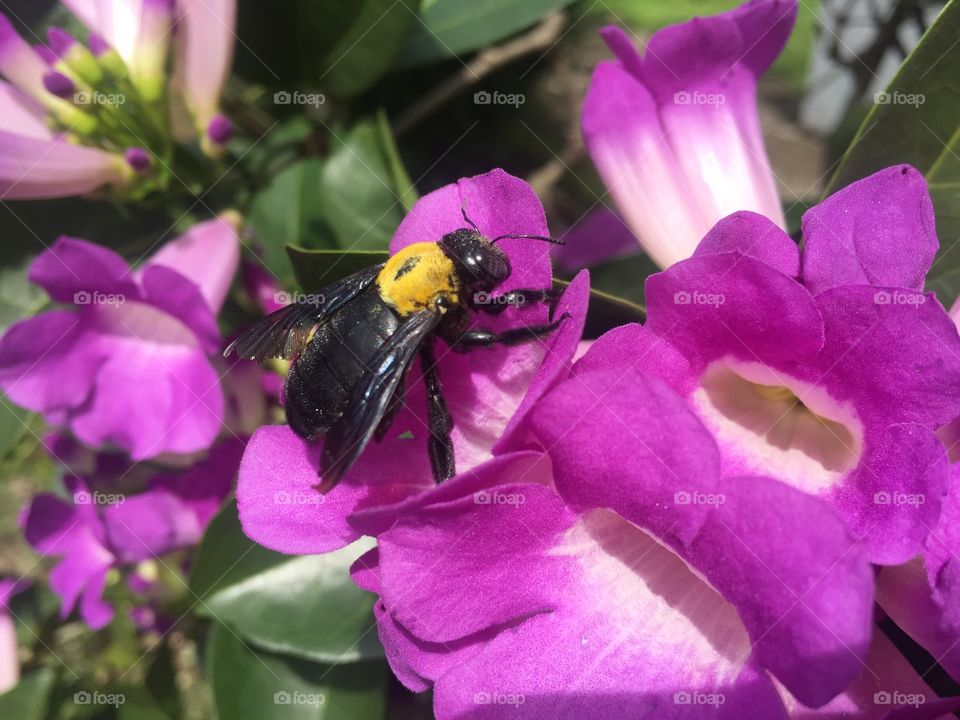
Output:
(451, 313), (571, 351)
(420, 342), (455, 483)
(468, 287), (558, 316)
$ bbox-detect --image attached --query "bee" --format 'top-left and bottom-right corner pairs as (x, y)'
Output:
(225, 210), (567, 492)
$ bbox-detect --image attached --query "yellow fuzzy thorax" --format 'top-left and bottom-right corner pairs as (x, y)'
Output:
(377, 242), (459, 316)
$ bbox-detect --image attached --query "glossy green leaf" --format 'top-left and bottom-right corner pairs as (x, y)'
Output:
(317, 115), (413, 252)
(0, 668), (55, 720)
(234, 0), (418, 95)
(825, 0), (960, 302)
(400, 0), (577, 66)
(189, 501), (383, 663)
(248, 159), (328, 286)
(320, 0), (420, 97)
(208, 622), (387, 720)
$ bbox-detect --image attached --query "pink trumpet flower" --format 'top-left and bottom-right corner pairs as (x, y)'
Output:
(582, 0), (793, 268)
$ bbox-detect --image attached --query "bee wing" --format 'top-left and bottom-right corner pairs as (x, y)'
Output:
(224, 265), (383, 363)
(319, 309), (441, 492)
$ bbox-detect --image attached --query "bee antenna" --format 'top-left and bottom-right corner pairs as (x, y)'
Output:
(491, 233), (565, 246)
(460, 205), (481, 233)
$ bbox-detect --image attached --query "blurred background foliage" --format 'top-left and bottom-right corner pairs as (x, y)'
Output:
(1, 0), (959, 717)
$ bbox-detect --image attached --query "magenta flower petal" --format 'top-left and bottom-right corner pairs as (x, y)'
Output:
(348, 451), (546, 538)
(62, 303), (222, 459)
(375, 483), (789, 719)
(583, 1), (793, 268)
(812, 285), (960, 430)
(237, 424), (427, 554)
(0, 310), (108, 415)
(572, 322), (696, 394)
(140, 213), (241, 315)
(493, 270), (590, 454)
(582, 60), (708, 267)
(22, 492), (115, 629)
(172, 0), (236, 137)
(532, 367), (873, 705)
(553, 210), (638, 271)
(103, 490), (202, 561)
(1, 227), (234, 460)
(0, 80), (52, 139)
(149, 438), (244, 527)
(678, 474), (873, 706)
(801, 166), (938, 294)
(692, 210), (800, 277)
(28, 237), (141, 305)
(830, 423), (948, 565)
(0, 131), (129, 200)
(139, 264), (221, 354)
(645, 253), (825, 369)
(0, 14), (51, 100)
(530, 367), (720, 544)
(379, 484), (575, 643)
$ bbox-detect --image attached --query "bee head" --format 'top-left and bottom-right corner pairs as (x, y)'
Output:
(439, 229), (511, 292)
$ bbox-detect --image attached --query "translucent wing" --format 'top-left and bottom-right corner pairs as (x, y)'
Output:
(224, 265), (382, 363)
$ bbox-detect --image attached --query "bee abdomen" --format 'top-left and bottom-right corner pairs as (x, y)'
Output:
(283, 294), (400, 440)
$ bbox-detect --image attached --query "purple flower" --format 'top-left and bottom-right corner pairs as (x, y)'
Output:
(349, 372), (876, 717)
(236, 169), (590, 554)
(0, 578), (28, 693)
(21, 440), (243, 630)
(621, 165), (960, 567)
(582, 0), (794, 268)
(0, 214), (241, 459)
(0, 0), (238, 199)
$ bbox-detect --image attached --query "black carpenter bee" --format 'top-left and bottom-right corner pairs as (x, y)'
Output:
(225, 210), (567, 492)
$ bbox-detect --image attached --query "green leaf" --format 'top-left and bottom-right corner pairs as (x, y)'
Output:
(234, 0), (418, 96)
(248, 159), (327, 285)
(400, 0), (576, 66)
(319, 0), (421, 97)
(189, 501), (383, 663)
(0, 668), (56, 720)
(0, 259), (43, 457)
(287, 247), (389, 291)
(317, 116), (412, 252)
(207, 622), (387, 720)
(824, 0), (960, 301)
